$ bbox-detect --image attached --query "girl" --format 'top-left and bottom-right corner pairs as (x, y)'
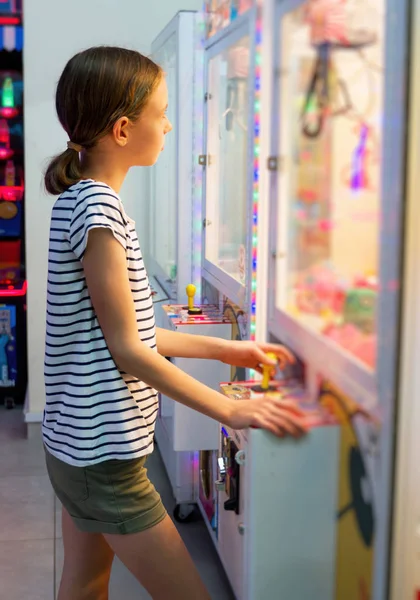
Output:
(43, 46), (307, 600)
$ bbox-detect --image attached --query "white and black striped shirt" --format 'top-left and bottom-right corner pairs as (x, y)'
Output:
(42, 180), (158, 466)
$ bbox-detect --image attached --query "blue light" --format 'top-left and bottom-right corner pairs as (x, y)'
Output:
(254, 168), (259, 182)
(252, 259), (257, 270)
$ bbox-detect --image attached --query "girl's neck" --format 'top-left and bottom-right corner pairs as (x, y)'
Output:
(80, 152), (129, 194)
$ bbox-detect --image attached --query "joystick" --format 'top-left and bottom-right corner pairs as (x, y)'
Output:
(186, 284), (202, 316)
(252, 352), (277, 392)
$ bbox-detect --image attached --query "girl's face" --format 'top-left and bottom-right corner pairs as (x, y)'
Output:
(129, 77), (172, 166)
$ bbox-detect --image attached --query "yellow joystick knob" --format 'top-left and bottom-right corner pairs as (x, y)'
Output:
(261, 352), (277, 391)
(186, 284), (196, 311)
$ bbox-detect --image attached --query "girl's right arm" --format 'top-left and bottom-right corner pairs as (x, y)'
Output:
(83, 228), (308, 438)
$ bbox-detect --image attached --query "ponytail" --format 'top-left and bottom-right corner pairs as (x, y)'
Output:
(44, 147), (83, 195)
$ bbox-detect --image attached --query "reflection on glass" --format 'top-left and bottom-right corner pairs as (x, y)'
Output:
(204, 0), (253, 38)
(276, 1), (383, 369)
(205, 36), (250, 284)
(150, 34), (177, 283)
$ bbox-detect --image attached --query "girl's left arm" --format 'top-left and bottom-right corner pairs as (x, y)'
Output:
(156, 327), (295, 371)
(156, 327), (227, 360)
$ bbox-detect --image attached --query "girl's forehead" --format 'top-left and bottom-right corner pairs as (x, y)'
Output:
(149, 78), (168, 106)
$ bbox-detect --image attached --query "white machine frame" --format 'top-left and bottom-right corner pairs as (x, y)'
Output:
(148, 11), (203, 306)
(390, 0), (420, 596)
(217, 411), (340, 600)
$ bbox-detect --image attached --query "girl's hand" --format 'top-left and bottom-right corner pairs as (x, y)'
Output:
(228, 396), (308, 438)
(219, 340), (296, 372)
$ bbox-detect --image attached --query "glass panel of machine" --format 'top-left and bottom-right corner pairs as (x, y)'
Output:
(151, 33), (177, 284)
(205, 34), (250, 285)
(276, 2), (383, 371)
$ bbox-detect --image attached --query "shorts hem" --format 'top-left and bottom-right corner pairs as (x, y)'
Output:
(71, 499), (167, 535)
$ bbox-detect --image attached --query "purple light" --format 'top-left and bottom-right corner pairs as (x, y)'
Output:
(351, 123), (369, 193)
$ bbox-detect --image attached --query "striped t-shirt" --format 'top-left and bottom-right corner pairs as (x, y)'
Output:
(42, 179), (158, 466)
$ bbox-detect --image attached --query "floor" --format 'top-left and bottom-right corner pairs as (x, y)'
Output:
(0, 407), (234, 599)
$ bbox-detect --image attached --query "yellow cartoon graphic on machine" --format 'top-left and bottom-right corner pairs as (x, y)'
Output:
(319, 380), (380, 600)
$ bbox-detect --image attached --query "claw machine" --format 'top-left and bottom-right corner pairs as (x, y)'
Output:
(0, 1), (26, 409)
(199, 1), (266, 553)
(261, 0), (408, 598)
(149, 12), (233, 527)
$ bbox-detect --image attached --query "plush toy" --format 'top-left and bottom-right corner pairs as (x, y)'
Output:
(343, 288), (376, 334)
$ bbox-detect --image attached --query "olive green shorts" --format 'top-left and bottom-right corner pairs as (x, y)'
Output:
(45, 449), (167, 535)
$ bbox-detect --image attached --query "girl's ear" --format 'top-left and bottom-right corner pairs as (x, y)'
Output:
(113, 117), (130, 147)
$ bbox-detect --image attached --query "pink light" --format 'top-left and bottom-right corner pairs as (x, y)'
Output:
(0, 16), (20, 26)
(0, 279), (27, 297)
(0, 107), (18, 119)
(0, 119), (9, 145)
(0, 147), (13, 160)
(1, 185), (23, 201)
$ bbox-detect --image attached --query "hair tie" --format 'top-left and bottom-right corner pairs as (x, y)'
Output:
(67, 141), (84, 153)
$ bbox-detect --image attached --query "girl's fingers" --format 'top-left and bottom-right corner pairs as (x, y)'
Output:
(252, 414), (283, 437)
(269, 397), (307, 418)
(261, 344), (296, 363)
(266, 406), (308, 433)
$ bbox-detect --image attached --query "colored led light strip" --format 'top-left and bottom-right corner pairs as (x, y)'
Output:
(249, 12), (262, 342)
